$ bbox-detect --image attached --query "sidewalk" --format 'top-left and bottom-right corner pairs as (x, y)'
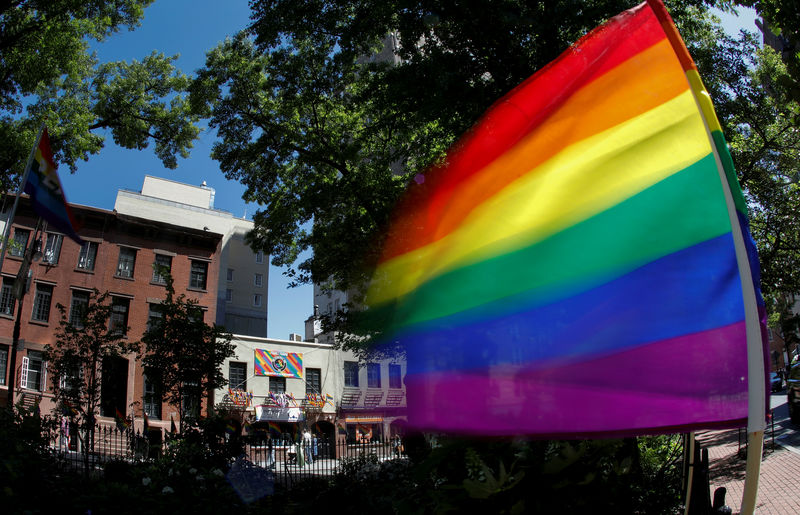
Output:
(697, 419), (800, 514)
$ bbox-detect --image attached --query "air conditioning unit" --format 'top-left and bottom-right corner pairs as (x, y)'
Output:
(289, 333), (302, 342)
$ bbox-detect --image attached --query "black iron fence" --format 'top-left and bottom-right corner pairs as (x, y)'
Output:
(45, 423), (407, 490)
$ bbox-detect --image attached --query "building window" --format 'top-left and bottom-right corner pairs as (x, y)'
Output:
(21, 351), (45, 391)
(344, 361), (359, 388)
(110, 297), (130, 336)
(269, 376), (285, 394)
(253, 294), (262, 307)
(0, 345), (8, 386)
(31, 284), (53, 322)
(306, 368), (321, 396)
(146, 303), (162, 331)
(367, 363), (381, 388)
(229, 362), (247, 391)
(1, 277), (15, 316)
(43, 233), (63, 264)
(389, 364), (402, 389)
(225, 289), (233, 302)
(9, 228), (29, 257)
(226, 268), (234, 281)
(189, 260), (208, 290)
(69, 290), (90, 329)
(255, 251), (264, 264)
(77, 241), (98, 271)
(152, 254), (172, 284)
(143, 370), (162, 419)
(254, 273), (263, 287)
(116, 247), (136, 278)
(181, 381), (201, 420)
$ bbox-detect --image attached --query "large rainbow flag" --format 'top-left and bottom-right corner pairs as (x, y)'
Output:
(365, 0), (767, 437)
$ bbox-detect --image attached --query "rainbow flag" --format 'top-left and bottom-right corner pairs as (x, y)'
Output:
(254, 349), (303, 378)
(268, 421), (281, 434)
(23, 128), (82, 244)
(365, 0), (766, 437)
(115, 408), (130, 431)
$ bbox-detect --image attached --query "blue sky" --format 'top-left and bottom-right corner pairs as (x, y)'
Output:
(58, 0), (314, 340)
(56, 1), (758, 340)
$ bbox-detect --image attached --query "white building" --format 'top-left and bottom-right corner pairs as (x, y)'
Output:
(114, 176), (269, 336)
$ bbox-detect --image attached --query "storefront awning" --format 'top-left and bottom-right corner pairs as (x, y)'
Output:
(344, 416), (383, 424)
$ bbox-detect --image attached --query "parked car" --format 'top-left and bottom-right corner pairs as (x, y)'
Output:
(787, 365), (800, 424)
(770, 372), (785, 392)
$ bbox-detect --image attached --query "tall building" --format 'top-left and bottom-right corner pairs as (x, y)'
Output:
(114, 176), (269, 337)
(0, 194), (222, 433)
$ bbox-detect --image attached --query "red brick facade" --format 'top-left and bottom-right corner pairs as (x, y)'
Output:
(0, 197), (222, 432)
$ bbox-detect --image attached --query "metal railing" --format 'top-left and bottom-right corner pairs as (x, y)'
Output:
(45, 423), (407, 490)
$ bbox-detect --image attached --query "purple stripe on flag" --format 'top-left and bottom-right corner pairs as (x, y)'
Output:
(406, 321), (748, 437)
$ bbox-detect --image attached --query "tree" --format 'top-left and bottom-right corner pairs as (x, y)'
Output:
(44, 289), (140, 472)
(140, 269), (234, 432)
(678, 9), (800, 339)
(0, 1), (200, 192)
(191, 1), (718, 296)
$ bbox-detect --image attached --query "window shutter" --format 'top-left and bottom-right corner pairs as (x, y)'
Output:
(20, 356), (29, 389)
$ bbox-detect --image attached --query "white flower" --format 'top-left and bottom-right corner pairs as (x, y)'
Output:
(162, 486), (174, 494)
(211, 468), (224, 477)
(189, 467), (197, 475)
(142, 477), (152, 486)
(196, 475), (205, 481)
(168, 468), (174, 477)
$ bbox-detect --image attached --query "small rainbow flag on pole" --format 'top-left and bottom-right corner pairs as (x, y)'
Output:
(23, 128), (82, 244)
(366, 0), (766, 439)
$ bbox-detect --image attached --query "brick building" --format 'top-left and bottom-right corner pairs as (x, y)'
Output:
(0, 195), (222, 432)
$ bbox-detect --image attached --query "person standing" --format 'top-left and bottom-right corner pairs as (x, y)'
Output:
(303, 428), (313, 464)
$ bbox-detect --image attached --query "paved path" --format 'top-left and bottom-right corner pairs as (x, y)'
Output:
(697, 394), (800, 515)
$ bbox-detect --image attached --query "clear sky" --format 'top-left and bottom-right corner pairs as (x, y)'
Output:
(58, 0), (314, 341)
(55, 1), (758, 340)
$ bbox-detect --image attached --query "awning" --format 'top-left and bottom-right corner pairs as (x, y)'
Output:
(254, 405), (304, 422)
(344, 416), (383, 424)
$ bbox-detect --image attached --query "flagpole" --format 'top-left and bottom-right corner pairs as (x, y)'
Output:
(0, 123), (45, 278)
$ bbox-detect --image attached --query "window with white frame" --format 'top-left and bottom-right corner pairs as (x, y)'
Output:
(77, 241), (98, 271)
(152, 254), (172, 284)
(225, 289), (232, 302)
(189, 260), (208, 290)
(367, 363), (381, 388)
(226, 268), (234, 281)
(143, 370), (162, 419)
(43, 233), (63, 264)
(110, 297), (130, 335)
(69, 290), (90, 329)
(116, 247), (137, 278)
(21, 351), (45, 391)
(253, 294), (262, 307)
(0, 277), (15, 316)
(31, 284), (53, 322)
(254, 273), (263, 287)
(9, 227), (29, 257)
(0, 345), (8, 385)
(255, 251), (264, 264)
(146, 303), (163, 331)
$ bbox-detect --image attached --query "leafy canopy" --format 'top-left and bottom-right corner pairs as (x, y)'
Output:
(0, 0), (200, 192)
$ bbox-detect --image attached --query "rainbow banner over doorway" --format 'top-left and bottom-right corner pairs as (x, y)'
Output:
(365, 0), (766, 437)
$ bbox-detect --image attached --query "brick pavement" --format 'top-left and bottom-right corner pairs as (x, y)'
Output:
(697, 423), (800, 514)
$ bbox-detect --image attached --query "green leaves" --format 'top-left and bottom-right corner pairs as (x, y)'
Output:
(140, 270), (234, 430)
(0, 0), (199, 192)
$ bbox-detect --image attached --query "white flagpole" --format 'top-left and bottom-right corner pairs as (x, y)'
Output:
(0, 123), (45, 275)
